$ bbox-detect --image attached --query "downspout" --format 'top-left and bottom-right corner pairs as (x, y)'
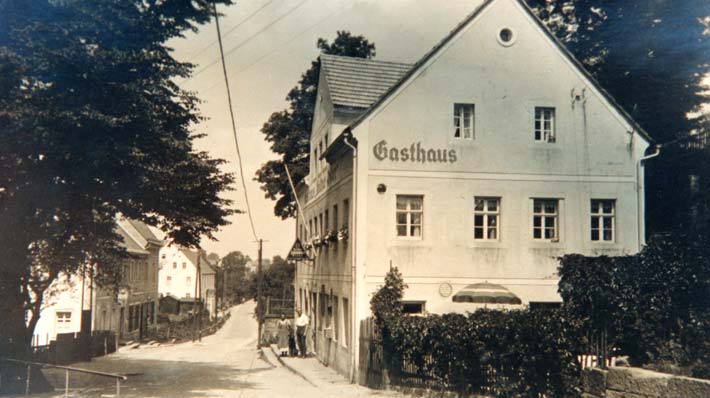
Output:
(343, 134), (358, 384)
(636, 144), (660, 249)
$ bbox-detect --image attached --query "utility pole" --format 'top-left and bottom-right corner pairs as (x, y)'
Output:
(192, 250), (201, 342)
(222, 260), (228, 313)
(256, 239), (263, 348)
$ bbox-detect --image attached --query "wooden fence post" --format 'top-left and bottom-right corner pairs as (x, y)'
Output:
(24, 364), (30, 397)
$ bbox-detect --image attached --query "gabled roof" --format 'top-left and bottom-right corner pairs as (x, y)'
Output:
(126, 219), (162, 246)
(320, 54), (412, 109)
(116, 217), (163, 254)
(339, 0), (653, 144)
(178, 248), (216, 274)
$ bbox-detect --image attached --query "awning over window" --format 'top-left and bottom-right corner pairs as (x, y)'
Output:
(452, 283), (522, 305)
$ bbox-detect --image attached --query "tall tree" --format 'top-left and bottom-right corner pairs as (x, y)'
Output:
(220, 251), (252, 304)
(0, 0), (234, 360)
(255, 31), (375, 219)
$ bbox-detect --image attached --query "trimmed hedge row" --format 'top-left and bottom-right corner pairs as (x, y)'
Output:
(559, 232), (710, 378)
(386, 308), (582, 398)
(372, 267), (582, 398)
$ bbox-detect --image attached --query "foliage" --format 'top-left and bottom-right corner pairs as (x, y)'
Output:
(249, 255), (295, 301)
(370, 270), (581, 397)
(217, 251), (253, 304)
(381, 308), (582, 398)
(370, 266), (406, 332)
(558, 233), (710, 374)
(0, 0), (234, 357)
(255, 31), (375, 219)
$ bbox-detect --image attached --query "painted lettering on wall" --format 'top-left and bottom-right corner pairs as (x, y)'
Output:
(372, 140), (457, 164)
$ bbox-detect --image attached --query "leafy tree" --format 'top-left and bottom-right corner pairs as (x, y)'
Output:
(219, 251), (253, 304)
(0, 0), (234, 361)
(255, 31), (375, 219)
(249, 255), (295, 301)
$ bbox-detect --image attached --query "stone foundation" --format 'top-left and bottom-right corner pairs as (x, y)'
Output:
(582, 367), (710, 398)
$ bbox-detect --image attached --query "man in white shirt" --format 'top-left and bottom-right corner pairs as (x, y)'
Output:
(295, 309), (309, 357)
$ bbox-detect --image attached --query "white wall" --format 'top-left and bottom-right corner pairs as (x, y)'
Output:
(353, 0), (649, 316)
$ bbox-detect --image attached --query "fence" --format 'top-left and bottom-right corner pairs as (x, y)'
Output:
(26, 331), (117, 366)
(0, 357), (126, 397)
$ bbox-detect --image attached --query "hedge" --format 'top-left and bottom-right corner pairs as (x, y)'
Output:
(558, 232), (710, 378)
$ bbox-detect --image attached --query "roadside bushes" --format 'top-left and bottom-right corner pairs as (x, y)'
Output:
(385, 309), (582, 398)
(558, 232), (710, 377)
(372, 267), (582, 398)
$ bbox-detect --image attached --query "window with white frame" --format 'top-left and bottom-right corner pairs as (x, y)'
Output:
(591, 199), (615, 242)
(534, 107), (556, 143)
(166, 276), (172, 286)
(396, 195), (423, 238)
(453, 103), (475, 139)
(56, 311), (71, 330)
(533, 199), (559, 240)
(474, 197), (500, 240)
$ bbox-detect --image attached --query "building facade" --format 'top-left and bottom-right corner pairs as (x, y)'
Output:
(93, 218), (162, 341)
(32, 218), (162, 346)
(293, 0), (653, 381)
(158, 245), (217, 318)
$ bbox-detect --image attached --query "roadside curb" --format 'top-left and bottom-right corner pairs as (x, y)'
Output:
(268, 344), (318, 387)
(260, 345), (280, 369)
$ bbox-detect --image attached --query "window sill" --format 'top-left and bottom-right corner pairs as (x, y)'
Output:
(529, 240), (565, 249)
(467, 240), (505, 249)
(389, 239), (433, 249)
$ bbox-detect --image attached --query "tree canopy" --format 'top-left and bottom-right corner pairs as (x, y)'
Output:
(255, 31), (376, 219)
(0, 0), (234, 356)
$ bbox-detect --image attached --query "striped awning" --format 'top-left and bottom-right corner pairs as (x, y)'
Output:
(452, 283), (522, 305)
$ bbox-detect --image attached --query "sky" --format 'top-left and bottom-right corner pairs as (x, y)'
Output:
(169, 0), (482, 259)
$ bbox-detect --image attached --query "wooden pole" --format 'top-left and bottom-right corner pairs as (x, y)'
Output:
(24, 364), (30, 397)
(64, 369), (69, 398)
(257, 239), (263, 347)
(192, 249), (200, 342)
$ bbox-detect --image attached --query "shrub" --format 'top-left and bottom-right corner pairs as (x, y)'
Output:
(383, 308), (582, 398)
(558, 232), (710, 376)
(371, 269), (582, 397)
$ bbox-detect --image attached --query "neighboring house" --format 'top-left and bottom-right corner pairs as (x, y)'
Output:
(93, 218), (162, 341)
(32, 218), (162, 346)
(158, 245), (217, 318)
(293, 0), (653, 381)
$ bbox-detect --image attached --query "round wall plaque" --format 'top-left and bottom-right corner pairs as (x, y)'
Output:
(439, 282), (453, 298)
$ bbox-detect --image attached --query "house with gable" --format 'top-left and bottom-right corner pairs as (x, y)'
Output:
(93, 218), (162, 341)
(293, 0), (654, 382)
(158, 245), (217, 318)
(32, 217), (162, 348)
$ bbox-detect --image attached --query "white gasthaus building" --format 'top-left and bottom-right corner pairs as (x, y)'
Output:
(293, 0), (654, 382)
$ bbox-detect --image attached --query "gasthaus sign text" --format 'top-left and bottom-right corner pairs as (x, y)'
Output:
(373, 140), (457, 164)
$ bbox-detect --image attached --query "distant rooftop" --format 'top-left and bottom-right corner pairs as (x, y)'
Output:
(320, 54), (412, 109)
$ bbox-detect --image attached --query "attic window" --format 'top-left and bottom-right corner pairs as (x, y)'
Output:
(498, 28), (516, 46)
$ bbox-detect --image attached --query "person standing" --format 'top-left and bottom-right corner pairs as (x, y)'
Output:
(276, 314), (291, 356)
(295, 309), (309, 358)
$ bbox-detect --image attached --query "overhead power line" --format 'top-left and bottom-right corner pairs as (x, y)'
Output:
(200, 0), (354, 94)
(188, 0), (310, 83)
(212, 1), (259, 241)
(187, 0), (276, 61)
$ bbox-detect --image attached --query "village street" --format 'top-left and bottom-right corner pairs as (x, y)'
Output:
(34, 302), (399, 398)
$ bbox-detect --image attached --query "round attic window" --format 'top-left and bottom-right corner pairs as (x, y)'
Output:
(497, 28), (516, 46)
